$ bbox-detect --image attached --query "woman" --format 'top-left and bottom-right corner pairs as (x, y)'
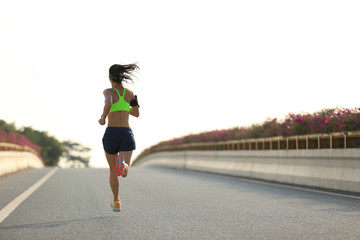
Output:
(99, 63), (140, 212)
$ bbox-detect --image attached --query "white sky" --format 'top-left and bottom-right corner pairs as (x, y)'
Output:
(1, 0), (359, 167)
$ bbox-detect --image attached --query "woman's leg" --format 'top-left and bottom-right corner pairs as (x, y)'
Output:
(119, 150), (133, 178)
(105, 152), (120, 202)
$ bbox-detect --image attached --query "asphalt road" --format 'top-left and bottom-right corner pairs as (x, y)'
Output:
(0, 167), (359, 240)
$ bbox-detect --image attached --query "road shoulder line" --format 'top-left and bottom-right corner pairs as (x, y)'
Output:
(0, 168), (58, 223)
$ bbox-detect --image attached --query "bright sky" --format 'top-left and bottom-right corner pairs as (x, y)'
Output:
(1, 0), (359, 167)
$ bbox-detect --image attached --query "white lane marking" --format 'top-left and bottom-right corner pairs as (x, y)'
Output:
(0, 168), (58, 223)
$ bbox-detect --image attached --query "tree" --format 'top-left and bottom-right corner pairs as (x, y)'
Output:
(61, 140), (91, 167)
(1, 119), (90, 167)
(21, 126), (63, 166)
(0, 120), (17, 132)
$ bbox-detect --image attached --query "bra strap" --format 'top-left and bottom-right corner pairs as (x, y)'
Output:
(113, 88), (121, 98)
(113, 87), (126, 98)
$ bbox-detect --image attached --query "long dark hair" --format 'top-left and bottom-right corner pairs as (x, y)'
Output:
(109, 63), (139, 84)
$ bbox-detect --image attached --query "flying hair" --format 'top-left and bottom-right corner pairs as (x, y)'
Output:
(109, 63), (140, 84)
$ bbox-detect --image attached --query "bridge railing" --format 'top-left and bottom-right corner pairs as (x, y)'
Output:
(0, 142), (40, 156)
(0, 142), (45, 176)
(135, 131), (360, 163)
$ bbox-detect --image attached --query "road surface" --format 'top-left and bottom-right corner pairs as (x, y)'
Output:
(0, 167), (359, 239)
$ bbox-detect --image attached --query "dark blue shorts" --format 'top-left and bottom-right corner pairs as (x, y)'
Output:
(102, 127), (136, 154)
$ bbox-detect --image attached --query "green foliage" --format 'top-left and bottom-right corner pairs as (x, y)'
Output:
(0, 120), (17, 133)
(20, 127), (63, 166)
(62, 140), (91, 167)
(0, 120), (91, 167)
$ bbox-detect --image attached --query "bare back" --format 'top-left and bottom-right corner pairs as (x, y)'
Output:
(106, 86), (135, 127)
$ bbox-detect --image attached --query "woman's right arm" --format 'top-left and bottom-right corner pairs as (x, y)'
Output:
(99, 89), (113, 125)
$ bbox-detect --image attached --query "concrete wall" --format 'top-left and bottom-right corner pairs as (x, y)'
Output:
(134, 149), (360, 193)
(0, 151), (44, 176)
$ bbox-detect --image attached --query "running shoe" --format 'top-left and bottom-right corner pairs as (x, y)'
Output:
(121, 163), (129, 178)
(114, 154), (125, 176)
(111, 200), (121, 212)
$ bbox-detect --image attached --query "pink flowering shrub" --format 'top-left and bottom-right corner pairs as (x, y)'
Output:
(0, 130), (41, 153)
(283, 108), (360, 135)
(156, 107), (360, 148)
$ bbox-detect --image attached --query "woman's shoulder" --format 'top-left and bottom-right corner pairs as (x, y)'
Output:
(124, 87), (135, 100)
(103, 88), (118, 100)
(125, 86), (133, 92)
(125, 87), (135, 96)
(103, 87), (113, 92)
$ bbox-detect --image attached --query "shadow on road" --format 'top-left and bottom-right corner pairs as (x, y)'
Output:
(0, 216), (119, 230)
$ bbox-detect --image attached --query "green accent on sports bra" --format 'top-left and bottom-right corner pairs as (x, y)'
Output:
(108, 88), (130, 112)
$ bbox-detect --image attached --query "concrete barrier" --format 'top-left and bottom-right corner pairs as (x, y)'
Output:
(0, 151), (44, 176)
(134, 149), (360, 193)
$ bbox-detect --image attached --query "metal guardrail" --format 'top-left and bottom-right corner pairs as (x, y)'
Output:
(134, 131), (360, 163)
(0, 142), (40, 156)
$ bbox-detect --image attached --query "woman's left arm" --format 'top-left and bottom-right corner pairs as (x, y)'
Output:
(129, 93), (140, 118)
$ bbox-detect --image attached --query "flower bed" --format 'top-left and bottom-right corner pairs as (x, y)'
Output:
(157, 107), (360, 148)
(0, 130), (41, 153)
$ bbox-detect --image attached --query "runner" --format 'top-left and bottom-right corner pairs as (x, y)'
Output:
(98, 63), (140, 212)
